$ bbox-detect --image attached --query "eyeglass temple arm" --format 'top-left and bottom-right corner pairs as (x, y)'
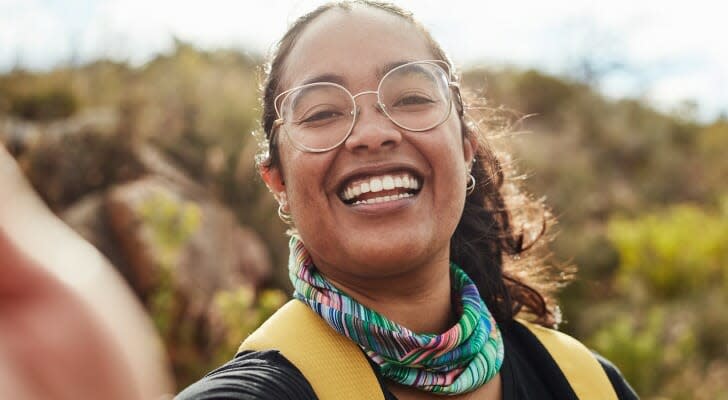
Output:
(263, 119), (285, 158)
(449, 82), (465, 116)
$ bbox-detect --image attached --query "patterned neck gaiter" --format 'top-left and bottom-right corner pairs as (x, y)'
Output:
(288, 236), (505, 395)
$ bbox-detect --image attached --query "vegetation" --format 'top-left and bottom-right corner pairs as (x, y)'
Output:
(596, 200), (728, 398)
(2, 41), (726, 397)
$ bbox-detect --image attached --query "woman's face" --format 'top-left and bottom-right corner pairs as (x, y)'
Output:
(264, 7), (474, 281)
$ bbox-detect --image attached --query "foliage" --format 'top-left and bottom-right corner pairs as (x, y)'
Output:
(137, 191), (202, 342)
(591, 306), (697, 394)
(0, 69), (80, 120)
(136, 191), (286, 387)
(587, 200), (728, 397)
(608, 199), (728, 297)
(8, 87), (79, 121)
(212, 287), (287, 363)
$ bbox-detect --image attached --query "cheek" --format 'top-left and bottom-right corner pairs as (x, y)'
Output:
(277, 146), (333, 217)
(432, 120), (469, 211)
(433, 119), (468, 176)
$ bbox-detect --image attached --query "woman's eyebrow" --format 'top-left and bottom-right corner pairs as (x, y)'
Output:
(299, 60), (415, 86)
(301, 73), (346, 86)
(377, 60), (412, 79)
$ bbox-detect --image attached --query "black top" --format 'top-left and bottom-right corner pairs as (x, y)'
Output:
(177, 320), (638, 399)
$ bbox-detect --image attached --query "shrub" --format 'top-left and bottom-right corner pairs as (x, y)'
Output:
(10, 87), (79, 121)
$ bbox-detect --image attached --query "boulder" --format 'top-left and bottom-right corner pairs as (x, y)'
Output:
(105, 176), (271, 313)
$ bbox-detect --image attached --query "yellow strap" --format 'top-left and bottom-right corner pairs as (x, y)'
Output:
(239, 301), (616, 399)
(518, 319), (618, 400)
(239, 300), (384, 400)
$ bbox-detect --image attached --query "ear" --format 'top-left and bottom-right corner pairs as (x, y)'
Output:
(259, 164), (285, 195)
(462, 134), (477, 169)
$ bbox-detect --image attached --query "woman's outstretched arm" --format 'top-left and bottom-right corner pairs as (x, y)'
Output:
(0, 144), (173, 399)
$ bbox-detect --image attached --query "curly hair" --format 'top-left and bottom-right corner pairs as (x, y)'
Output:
(256, 1), (566, 328)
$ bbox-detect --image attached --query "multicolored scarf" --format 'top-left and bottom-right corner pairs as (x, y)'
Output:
(288, 236), (505, 395)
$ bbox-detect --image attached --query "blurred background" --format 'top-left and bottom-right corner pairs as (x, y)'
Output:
(1, 1), (726, 398)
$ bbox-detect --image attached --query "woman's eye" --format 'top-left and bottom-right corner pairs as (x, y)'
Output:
(300, 110), (342, 123)
(393, 94), (435, 107)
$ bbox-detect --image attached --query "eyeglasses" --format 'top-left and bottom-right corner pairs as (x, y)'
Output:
(271, 60), (460, 153)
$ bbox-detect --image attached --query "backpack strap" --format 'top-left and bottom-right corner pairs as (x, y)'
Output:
(239, 300), (617, 399)
(517, 319), (618, 400)
(239, 300), (384, 400)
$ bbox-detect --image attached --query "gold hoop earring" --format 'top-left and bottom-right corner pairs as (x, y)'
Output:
(277, 202), (293, 225)
(466, 173), (476, 195)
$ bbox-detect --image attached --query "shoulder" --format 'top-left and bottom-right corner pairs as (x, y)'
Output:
(593, 352), (640, 400)
(175, 350), (317, 400)
(507, 319), (639, 400)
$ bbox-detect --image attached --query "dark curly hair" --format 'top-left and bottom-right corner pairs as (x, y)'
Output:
(257, 1), (566, 328)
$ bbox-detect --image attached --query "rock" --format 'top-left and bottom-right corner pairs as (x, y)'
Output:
(180, 204), (271, 318)
(61, 193), (135, 284)
(105, 176), (271, 313)
(106, 177), (167, 298)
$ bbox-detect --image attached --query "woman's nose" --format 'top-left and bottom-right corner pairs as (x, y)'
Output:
(343, 94), (402, 153)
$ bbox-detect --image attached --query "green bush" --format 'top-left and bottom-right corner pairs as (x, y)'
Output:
(10, 87), (79, 120)
(591, 306), (696, 394)
(607, 199), (728, 297)
(590, 198), (728, 398)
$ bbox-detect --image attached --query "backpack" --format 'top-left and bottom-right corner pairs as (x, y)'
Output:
(240, 300), (618, 399)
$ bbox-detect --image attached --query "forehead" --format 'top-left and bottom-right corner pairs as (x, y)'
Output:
(281, 6), (436, 90)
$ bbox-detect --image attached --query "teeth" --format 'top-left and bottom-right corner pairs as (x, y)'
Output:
(353, 192), (414, 205)
(341, 173), (422, 201)
(370, 178), (383, 192)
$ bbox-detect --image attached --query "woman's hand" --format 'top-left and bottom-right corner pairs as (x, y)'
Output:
(0, 144), (173, 399)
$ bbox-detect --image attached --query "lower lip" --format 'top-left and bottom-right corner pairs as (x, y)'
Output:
(345, 194), (417, 215)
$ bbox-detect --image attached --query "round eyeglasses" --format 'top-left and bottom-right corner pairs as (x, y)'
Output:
(271, 60), (460, 153)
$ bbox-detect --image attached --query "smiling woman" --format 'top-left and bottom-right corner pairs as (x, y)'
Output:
(177, 2), (638, 399)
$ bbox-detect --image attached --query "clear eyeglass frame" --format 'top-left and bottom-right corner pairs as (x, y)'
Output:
(270, 59), (461, 153)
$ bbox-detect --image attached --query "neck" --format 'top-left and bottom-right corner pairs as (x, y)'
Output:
(292, 239), (506, 396)
(320, 254), (455, 334)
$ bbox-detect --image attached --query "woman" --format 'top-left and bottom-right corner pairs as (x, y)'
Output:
(178, 1), (638, 399)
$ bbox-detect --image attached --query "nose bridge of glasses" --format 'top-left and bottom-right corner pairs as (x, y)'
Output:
(351, 90), (385, 116)
(352, 89), (381, 106)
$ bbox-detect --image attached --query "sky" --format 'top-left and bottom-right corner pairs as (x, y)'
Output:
(1, 0), (726, 121)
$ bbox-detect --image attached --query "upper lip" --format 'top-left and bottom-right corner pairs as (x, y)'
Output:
(334, 162), (425, 194)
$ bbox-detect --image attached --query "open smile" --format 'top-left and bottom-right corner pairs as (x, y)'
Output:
(339, 171), (423, 206)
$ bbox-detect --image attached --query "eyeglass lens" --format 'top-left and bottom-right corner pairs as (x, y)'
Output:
(278, 62), (451, 151)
